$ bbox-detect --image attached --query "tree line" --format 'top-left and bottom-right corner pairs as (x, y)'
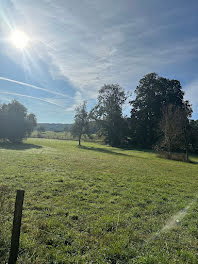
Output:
(71, 73), (198, 159)
(0, 100), (37, 143)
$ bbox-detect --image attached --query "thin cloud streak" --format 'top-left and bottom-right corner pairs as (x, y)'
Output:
(0, 76), (71, 98)
(0, 91), (65, 108)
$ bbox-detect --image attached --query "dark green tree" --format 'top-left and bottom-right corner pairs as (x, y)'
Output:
(37, 125), (46, 133)
(0, 100), (37, 143)
(130, 73), (192, 147)
(189, 120), (198, 153)
(71, 101), (89, 146)
(91, 84), (127, 146)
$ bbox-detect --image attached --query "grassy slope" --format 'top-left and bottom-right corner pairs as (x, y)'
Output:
(0, 138), (197, 264)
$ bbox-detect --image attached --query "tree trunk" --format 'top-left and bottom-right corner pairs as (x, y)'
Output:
(168, 139), (171, 159)
(78, 137), (81, 146)
(185, 148), (189, 162)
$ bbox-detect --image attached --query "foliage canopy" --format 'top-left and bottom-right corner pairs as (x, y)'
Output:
(130, 73), (192, 147)
(91, 84), (127, 146)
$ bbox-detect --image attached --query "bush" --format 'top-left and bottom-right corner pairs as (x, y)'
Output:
(0, 100), (37, 143)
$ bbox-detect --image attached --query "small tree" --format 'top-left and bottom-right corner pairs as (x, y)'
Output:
(71, 101), (89, 146)
(156, 104), (190, 161)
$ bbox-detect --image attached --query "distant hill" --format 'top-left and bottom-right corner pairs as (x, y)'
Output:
(36, 123), (72, 132)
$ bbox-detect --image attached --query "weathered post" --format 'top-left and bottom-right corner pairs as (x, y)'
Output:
(8, 190), (25, 264)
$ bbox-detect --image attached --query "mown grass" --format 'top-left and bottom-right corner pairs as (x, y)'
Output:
(0, 138), (197, 263)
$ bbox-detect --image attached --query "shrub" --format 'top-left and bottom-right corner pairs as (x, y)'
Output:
(0, 100), (37, 143)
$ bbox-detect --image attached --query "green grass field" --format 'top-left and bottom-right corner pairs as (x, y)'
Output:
(31, 131), (102, 143)
(0, 138), (198, 263)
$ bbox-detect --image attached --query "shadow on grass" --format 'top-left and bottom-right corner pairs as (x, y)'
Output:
(0, 143), (42, 151)
(122, 146), (153, 153)
(79, 145), (135, 157)
(189, 160), (198, 165)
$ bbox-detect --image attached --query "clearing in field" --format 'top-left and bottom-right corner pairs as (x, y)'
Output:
(0, 138), (198, 263)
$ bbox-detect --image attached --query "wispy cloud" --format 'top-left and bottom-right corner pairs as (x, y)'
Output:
(65, 91), (84, 111)
(1, 0), (198, 121)
(10, 0), (198, 100)
(184, 79), (198, 117)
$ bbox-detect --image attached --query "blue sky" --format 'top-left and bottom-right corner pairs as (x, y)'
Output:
(0, 0), (198, 123)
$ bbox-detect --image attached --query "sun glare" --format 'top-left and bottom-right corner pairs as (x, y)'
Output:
(10, 30), (29, 50)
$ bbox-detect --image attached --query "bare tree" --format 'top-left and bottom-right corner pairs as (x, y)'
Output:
(157, 104), (190, 161)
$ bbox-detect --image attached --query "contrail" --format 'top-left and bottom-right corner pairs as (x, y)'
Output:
(0, 91), (64, 108)
(0, 76), (70, 98)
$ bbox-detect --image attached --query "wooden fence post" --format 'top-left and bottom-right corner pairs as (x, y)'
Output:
(8, 190), (25, 264)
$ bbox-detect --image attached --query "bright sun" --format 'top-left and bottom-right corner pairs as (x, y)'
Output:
(10, 30), (29, 50)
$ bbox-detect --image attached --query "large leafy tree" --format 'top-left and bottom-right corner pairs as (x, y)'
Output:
(130, 73), (192, 147)
(0, 100), (37, 143)
(71, 101), (89, 146)
(91, 84), (127, 146)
